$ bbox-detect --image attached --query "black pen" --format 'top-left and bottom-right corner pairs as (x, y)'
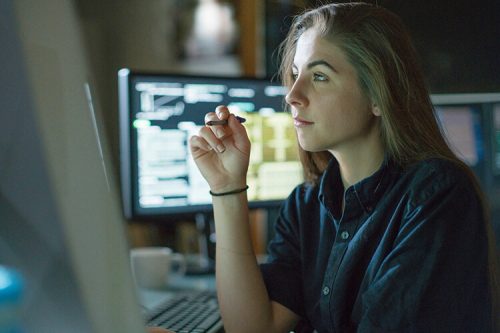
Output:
(205, 115), (246, 126)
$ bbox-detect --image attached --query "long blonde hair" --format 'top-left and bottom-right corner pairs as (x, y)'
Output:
(279, 2), (499, 328)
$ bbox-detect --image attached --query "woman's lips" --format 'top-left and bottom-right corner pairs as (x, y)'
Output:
(293, 117), (314, 127)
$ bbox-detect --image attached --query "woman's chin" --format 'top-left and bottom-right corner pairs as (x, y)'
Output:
(298, 140), (323, 153)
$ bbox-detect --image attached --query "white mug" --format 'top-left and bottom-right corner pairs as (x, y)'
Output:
(130, 247), (186, 290)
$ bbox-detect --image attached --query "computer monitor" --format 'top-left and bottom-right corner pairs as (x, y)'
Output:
(434, 104), (483, 167)
(431, 93), (500, 187)
(118, 70), (303, 220)
(0, 0), (147, 332)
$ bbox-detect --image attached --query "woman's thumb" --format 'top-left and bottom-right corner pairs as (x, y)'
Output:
(227, 114), (249, 145)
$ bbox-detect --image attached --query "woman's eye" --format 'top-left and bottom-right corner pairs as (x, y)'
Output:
(313, 73), (328, 82)
(291, 72), (298, 81)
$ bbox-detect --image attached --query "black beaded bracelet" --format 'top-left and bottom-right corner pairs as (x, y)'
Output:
(209, 185), (249, 196)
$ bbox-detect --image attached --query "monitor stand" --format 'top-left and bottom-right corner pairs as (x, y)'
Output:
(185, 212), (216, 275)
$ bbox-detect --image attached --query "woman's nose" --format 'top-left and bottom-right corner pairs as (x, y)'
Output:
(285, 79), (308, 108)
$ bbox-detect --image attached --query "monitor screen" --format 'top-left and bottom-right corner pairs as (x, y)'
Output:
(434, 105), (483, 167)
(118, 70), (303, 219)
(431, 93), (500, 185)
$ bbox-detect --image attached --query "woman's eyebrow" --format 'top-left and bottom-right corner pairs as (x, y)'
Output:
(292, 60), (338, 72)
(307, 59), (337, 72)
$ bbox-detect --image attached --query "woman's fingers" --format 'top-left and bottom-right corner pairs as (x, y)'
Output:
(189, 135), (213, 154)
(227, 113), (249, 146)
(198, 126), (226, 153)
(203, 106), (232, 152)
(196, 105), (249, 156)
(205, 105), (231, 140)
(215, 105), (230, 120)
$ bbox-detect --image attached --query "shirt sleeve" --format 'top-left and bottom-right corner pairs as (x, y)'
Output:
(260, 186), (306, 318)
(357, 165), (494, 332)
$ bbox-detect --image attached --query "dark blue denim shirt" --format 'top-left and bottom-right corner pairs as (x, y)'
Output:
(260, 157), (493, 333)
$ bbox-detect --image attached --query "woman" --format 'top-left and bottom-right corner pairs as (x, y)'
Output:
(189, 2), (499, 332)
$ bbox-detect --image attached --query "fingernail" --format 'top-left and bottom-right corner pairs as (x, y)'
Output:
(216, 144), (225, 153)
(217, 106), (229, 116)
(216, 128), (225, 138)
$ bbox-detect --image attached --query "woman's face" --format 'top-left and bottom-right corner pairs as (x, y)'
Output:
(285, 28), (381, 155)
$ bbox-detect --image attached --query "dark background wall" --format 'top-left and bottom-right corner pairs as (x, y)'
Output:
(265, 0), (500, 93)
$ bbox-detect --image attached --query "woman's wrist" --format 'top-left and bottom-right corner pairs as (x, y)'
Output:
(209, 179), (247, 194)
(209, 185), (249, 196)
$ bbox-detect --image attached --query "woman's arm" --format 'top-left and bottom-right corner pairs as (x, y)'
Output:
(212, 192), (299, 333)
(189, 106), (300, 333)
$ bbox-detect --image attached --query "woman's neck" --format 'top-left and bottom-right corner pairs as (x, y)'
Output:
(332, 140), (385, 190)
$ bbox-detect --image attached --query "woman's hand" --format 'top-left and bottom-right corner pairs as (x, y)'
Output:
(189, 105), (251, 193)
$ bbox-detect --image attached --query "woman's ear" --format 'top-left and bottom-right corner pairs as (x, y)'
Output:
(371, 104), (382, 117)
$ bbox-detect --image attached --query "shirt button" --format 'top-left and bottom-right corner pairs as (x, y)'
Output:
(322, 286), (330, 295)
(340, 231), (350, 240)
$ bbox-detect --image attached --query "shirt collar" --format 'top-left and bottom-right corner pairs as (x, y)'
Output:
(318, 158), (343, 218)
